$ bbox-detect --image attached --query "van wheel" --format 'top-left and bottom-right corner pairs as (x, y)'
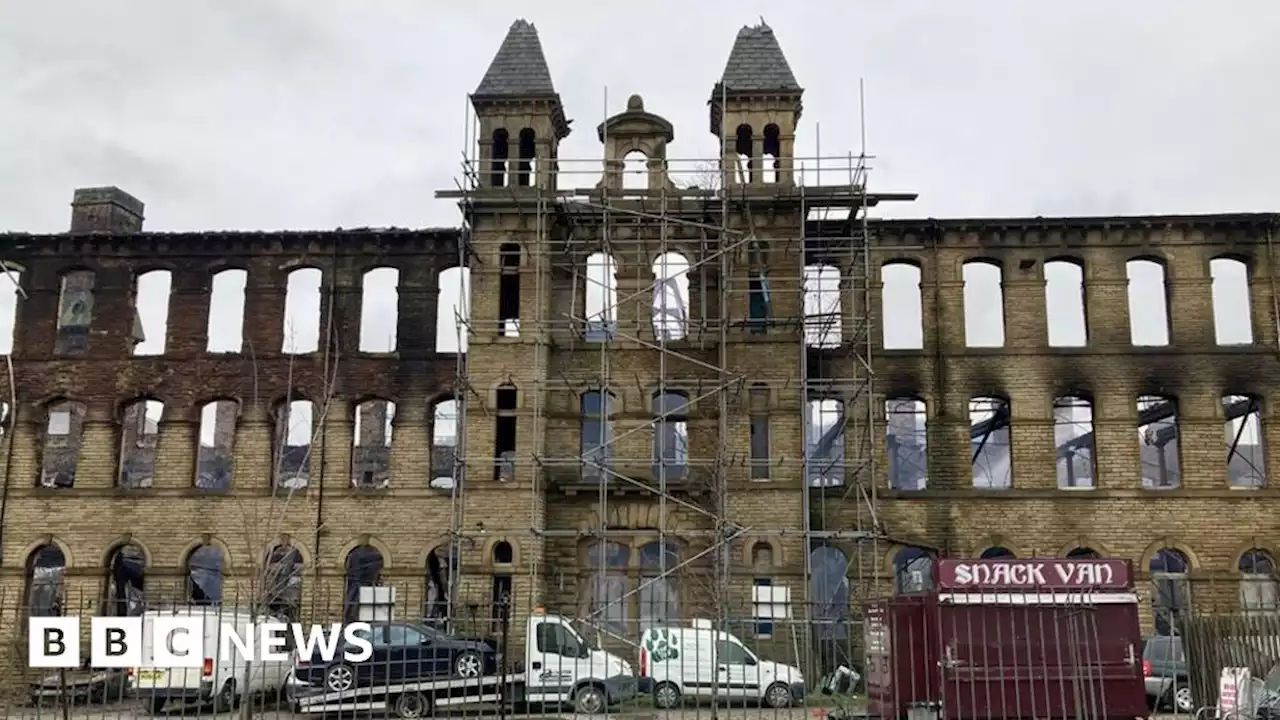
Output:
(653, 682), (682, 709)
(145, 697), (166, 715)
(574, 684), (606, 714)
(394, 691), (430, 719)
(764, 682), (793, 709)
(212, 680), (239, 712)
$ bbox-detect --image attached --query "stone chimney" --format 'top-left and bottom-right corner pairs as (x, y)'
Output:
(69, 186), (145, 233)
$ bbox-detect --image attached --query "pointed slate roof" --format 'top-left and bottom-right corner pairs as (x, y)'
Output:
(716, 22), (801, 93)
(475, 19), (557, 97)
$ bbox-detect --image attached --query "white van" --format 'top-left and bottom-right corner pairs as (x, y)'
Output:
(638, 620), (803, 709)
(129, 606), (292, 714)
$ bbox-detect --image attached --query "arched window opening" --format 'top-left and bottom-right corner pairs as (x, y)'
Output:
(494, 384), (517, 481)
(1138, 395), (1181, 489)
(587, 541), (630, 635)
(639, 541), (680, 630)
(1126, 259), (1170, 346)
(0, 265), (22, 355)
(806, 397), (845, 487)
(516, 128), (536, 187)
(1239, 549), (1278, 614)
(584, 253), (618, 341)
(353, 399), (395, 488)
(804, 264), (841, 348)
(207, 268), (246, 353)
(118, 399), (163, 488)
(344, 545), (384, 622)
(962, 260), (1005, 348)
(55, 269), (95, 355)
(751, 542), (774, 567)
(490, 128), (510, 187)
(196, 400), (237, 490)
(275, 399), (313, 490)
(26, 544), (66, 617)
(1054, 395), (1095, 489)
(622, 150), (648, 191)
(1150, 549), (1190, 636)
(809, 546), (851, 649)
(651, 253), (690, 341)
(105, 544), (145, 616)
(881, 263), (923, 349)
(734, 124), (754, 184)
(40, 400), (85, 488)
(1044, 259), (1087, 347)
(1211, 257), (1253, 345)
(1067, 547), (1101, 559)
(894, 547), (934, 594)
(885, 398), (927, 490)
(581, 390), (614, 482)
(761, 124), (781, 183)
(132, 269), (171, 356)
(493, 541), (514, 565)
(652, 390), (689, 481)
(425, 544), (458, 625)
(436, 266), (470, 353)
(980, 546), (1015, 560)
(430, 399), (458, 489)
(186, 544), (224, 604)
(499, 243), (521, 337)
(264, 545), (303, 620)
(1224, 394), (1266, 487)
(970, 396), (1012, 489)
(282, 268), (322, 354)
(359, 267), (399, 353)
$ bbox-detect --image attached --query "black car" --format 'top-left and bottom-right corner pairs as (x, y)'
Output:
(295, 622), (497, 693)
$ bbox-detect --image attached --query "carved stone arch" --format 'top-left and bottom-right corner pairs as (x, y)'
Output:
(1231, 538), (1280, 574)
(744, 537), (782, 569)
(1055, 537), (1114, 558)
(969, 535), (1023, 559)
(178, 535), (234, 572)
(481, 537), (518, 568)
(881, 541), (937, 575)
(100, 535), (154, 568)
(264, 535), (313, 569)
(1139, 538), (1200, 575)
(21, 535), (75, 570)
(336, 535), (394, 572)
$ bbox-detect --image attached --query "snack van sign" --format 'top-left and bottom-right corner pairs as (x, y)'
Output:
(937, 558), (1131, 590)
(28, 616), (374, 669)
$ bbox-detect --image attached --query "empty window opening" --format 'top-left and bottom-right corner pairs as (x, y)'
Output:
(752, 542), (774, 568)
(490, 128), (509, 187)
(886, 398), (928, 491)
(587, 541), (630, 635)
(652, 253), (690, 341)
(1067, 547), (1101, 559)
(806, 397), (846, 487)
(494, 385), (517, 481)
(499, 243), (521, 337)
(1139, 395), (1181, 489)
(894, 547), (934, 595)
(55, 270), (94, 355)
(1150, 549), (1190, 635)
(1211, 257), (1253, 345)
(516, 128), (536, 187)
(425, 544), (457, 623)
(584, 253), (618, 342)
(1225, 394), (1266, 487)
(275, 399), (313, 490)
(980, 546), (1016, 559)
(26, 544), (66, 617)
(652, 390), (689, 481)
(207, 269), (246, 353)
(640, 541), (680, 630)
(749, 384), (771, 480)
(430, 399), (458, 489)
(118, 399), (163, 488)
(282, 268), (321, 354)
(104, 543), (145, 616)
(809, 546), (851, 642)
(40, 400), (85, 488)
(623, 150), (648, 191)
(353, 399), (395, 488)
(493, 541), (514, 565)
(1054, 395), (1096, 489)
(881, 263), (923, 349)
(970, 396), (1012, 489)
(264, 545), (303, 620)
(962, 260), (1005, 348)
(359, 267), (399, 353)
(1126, 259), (1170, 346)
(1239, 549), (1278, 614)
(1044, 259), (1087, 347)
(437, 266), (470, 353)
(734, 124), (754, 184)
(131, 270), (171, 356)
(761, 124), (781, 184)
(747, 271), (771, 333)
(186, 544), (224, 604)
(805, 264), (842, 348)
(0, 266), (21, 355)
(581, 390), (614, 481)
(195, 399), (237, 490)
(344, 545), (383, 622)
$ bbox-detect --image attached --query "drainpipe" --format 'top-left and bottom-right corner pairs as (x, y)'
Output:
(312, 247), (338, 610)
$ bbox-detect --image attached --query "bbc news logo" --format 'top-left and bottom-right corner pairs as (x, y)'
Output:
(29, 616), (375, 669)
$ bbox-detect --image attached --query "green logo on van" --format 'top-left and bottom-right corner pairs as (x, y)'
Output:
(644, 628), (680, 662)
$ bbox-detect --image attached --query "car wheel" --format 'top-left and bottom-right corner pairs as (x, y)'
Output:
(653, 681), (682, 709)
(212, 680), (238, 713)
(326, 664), (357, 693)
(1172, 685), (1194, 712)
(574, 684), (607, 714)
(394, 691), (430, 719)
(454, 650), (483, 679)
(145, 697), (166, 715)
(764, 682), (793, 709)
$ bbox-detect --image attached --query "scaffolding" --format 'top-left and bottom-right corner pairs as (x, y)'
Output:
(435, 83), (917, 677)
